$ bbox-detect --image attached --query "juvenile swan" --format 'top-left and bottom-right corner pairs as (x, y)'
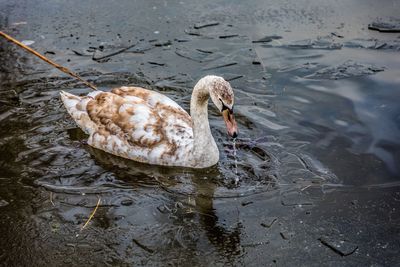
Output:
(60, 75), (238, 168)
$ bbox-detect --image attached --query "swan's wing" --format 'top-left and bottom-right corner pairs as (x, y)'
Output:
(110, 86), (193, 145)
(85, 90), (193, 166)
(111, 86), (187, 112)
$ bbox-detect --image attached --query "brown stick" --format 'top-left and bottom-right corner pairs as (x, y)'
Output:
(80, 197), (101, 231)
(0, 31), (98, 91)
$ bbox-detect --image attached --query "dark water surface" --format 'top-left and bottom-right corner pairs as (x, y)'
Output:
(0, 0), (399, 266)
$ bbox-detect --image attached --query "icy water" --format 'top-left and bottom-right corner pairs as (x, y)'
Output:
(0, 0), (399, 266)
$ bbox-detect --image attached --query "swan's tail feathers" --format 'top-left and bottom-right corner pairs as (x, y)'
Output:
(60, 91), (97, 135)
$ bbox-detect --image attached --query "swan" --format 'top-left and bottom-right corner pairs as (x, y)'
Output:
(60, 75), (238, 168)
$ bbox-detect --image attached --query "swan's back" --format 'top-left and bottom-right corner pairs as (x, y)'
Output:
(60, 87), (194, 166)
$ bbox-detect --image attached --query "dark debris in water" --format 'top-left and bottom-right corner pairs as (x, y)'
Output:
(331, 32), (344, 38)
(368, 18), (400, 33)
(148, 61), (165, 66)
(305, 60), (384, 80)
(120, 199), (133, 206)
(280, 231), (294, 240)
(195, 48), (214, 54)
(252, 35), (282, 43)
(241, 201), (253, 206)
(184, 29), (201, 36)
(92, 43), (137, 61)
(225, 74), (243, 82)
(154, 40), (172, 47)
(174, 38), (190, 43)
(219, 34), (239, 39)
(132, 238), (155, 253)
(194, 21), (219, 29)
(175, 47), (217, 63)
(260, 217), (277, 228)
(319, 236), (358, 256)
(71, 49), (91, 57)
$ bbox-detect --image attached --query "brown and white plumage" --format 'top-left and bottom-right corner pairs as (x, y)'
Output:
(60, 75), (237, 168)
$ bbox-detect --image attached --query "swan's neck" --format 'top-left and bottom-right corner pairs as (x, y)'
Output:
(190, 79), (219, 167)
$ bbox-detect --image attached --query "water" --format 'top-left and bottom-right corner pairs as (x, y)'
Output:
(0, 0), (399, 265)
(232, 138), (238, 183)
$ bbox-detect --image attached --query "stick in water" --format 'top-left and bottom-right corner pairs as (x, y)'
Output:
(81, 197), (101, 231)
(0, 31), (98, 91)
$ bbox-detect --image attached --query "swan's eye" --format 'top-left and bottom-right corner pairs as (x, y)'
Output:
(219, 99), (227, 111)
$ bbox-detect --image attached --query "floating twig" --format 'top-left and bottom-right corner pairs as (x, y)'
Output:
(0, 31), (98, 90)
(147, 61), (165, 66)
(132, 238), (154, 253)
(50, 192), (55, 206)
(301, 184), (312, 191)
(194, 21), (219, 29)
(80, 197), (101, 231)
(92, 43), (136, 61)
(226, 75), (243, 81)
(219, 34), (239, 39)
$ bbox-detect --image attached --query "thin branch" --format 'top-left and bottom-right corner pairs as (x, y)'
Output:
(80, 197), (101, 231)
(50, 192), (55, 206)
(0, 31), (98, 91)
(92, 43), (136, 61)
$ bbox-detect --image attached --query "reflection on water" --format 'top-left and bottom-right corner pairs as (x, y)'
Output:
(1, 0), (400, 265)
(259, 46), (400, 184)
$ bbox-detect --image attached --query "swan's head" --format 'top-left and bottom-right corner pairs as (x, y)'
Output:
(207, 76), (238, 138)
